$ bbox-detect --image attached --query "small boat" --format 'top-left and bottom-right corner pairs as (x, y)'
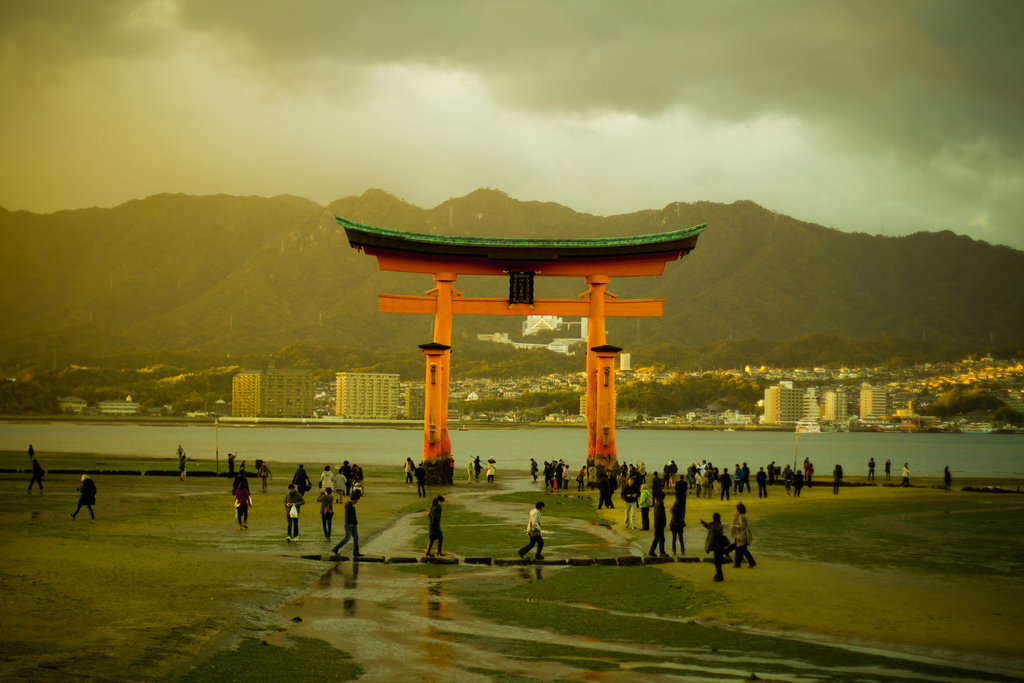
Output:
(795, 420), (821, 434)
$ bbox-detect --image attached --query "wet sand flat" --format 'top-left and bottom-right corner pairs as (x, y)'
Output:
(1, 457), (1023, 681)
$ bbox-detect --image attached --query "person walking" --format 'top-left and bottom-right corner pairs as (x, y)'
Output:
(319, 465), (335, 493)
(783, 464), (793, 496)
(597, 472), (614, 509)
(414, 463), (427, 497)
(719, 468), (732, 502)
(27, 457), (45, 492)
(622, 476), (639, 529)
(517, 502), (545, 560)
(330, 496), (364, 557)
(638, 484), (652, 530)
(944, 466), (952, 492)
(486, 460), (496, 483)
(425, 495), (445, 557)
(669, 490), (686, 555)
(901, 463), (910, 487)
(728, 502), (756, 568)
(647, 492), (668, 557)
(292, 464), (312, 495)
(234, 480), (252, 530)
(405, 457), (415, 484)
(868, 457), (876, 482)
(72, 475), (97, 519)
(258, 461), (271, 492)
(316, 487), (335, 540)
(28, 444), (34, 461)
(474, 456), (482, 481)
(756, 467), (768, 498)
(701, 513), (726, 582)
(177, 446), (187, 481)
(284, 484), (304, 541)
(530, 459), (539, 482)
(742, 462), (751, 493)
(832, 464), (843, 494)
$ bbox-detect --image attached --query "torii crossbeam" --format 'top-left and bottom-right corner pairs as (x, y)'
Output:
(339, 216), (707, 484)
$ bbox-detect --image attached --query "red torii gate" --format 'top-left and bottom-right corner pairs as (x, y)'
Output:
(339, 217), (706, 483)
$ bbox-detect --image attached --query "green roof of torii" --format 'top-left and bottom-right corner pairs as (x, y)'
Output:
(336, 216), (707, 261)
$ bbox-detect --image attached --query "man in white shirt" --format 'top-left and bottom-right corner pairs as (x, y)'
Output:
(319, 465), (335, 492)
(517, 502), (545, 560)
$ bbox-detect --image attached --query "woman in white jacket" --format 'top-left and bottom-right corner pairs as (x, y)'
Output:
(728, 502), (756, 568)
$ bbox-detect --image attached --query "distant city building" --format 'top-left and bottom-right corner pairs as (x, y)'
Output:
(859, 383), (889, 418)
(336, 372), (400, 419)
(763, 381), (803, 424)
(232, 363), (314, 418)
(620, 353), (631, 371)
(822, 387), (849, 423)
(404, 383), (425, 420)
(802, 387), (820, 420)
(579, 394), (587, 417)
(58, 396), (88, 414)
(98, 396), (140, 416)
(522, 315), (561, 336)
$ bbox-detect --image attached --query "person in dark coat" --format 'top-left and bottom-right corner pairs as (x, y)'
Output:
(414, 463), (427, 497)
(648, 492), (668, 557)
(719, 468), (732, 501)
(669, 491), (686, 554)
(701, 512), (726, 581)
(597, 472), (615, 509)
(28, 458), (45, 492)
(291, 464), (312, 494)
(756, 467), (768, 498)
(425, 495), (445, 557)
(73, 475), (97, 519)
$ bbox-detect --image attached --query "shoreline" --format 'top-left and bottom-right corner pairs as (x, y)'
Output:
(4, 414), (1021, 435)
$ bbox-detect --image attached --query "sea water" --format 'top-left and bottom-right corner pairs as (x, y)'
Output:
(1, 422), (1021, 479)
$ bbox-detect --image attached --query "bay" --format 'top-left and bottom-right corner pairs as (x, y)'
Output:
(1, 421), (1021, 479)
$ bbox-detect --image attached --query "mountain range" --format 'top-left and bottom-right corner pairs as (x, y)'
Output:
(1, 189), (1022, 369)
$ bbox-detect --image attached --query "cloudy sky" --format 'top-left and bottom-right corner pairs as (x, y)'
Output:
(1, 1), (1022, 249)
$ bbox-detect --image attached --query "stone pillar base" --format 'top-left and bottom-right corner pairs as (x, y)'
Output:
(425, 456), (453, 486)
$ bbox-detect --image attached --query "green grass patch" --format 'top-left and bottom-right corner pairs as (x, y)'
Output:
(492, 489), (605, 524)
(407, 504), (612, 557)
(180, 635), (361, 683)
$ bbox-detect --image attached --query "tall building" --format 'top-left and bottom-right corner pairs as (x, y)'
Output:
(404, 383), (425, 420)
(231, 364), (314, 418)
(763, 381), (803, 424)
(822, 388), (849, 423)
(802, 387), (820, 420)
(859, 383), (889, 418)
(336, 372), (400, 419)
(231, 371), (262, 417)
(620, 353), (632, 371)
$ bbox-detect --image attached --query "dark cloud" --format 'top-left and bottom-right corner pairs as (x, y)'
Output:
(0, 1), (1021, 249)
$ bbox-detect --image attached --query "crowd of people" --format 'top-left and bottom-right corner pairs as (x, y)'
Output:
(24, 440), (954, 580)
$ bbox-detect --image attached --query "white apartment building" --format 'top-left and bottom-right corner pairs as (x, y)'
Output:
(859, 383), (889, 419)
(336, 372), (400, 419)
(822, 388), (849, 423)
